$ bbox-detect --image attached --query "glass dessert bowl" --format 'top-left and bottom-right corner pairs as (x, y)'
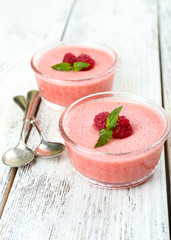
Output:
(59, 92), (171, 189)
(31, 41), (118, 109)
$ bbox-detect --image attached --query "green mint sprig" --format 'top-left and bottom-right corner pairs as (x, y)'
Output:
(94, 106), (123, 148)
(94, 129), (113, 148)
(73, 62), (90, 71)
(51, 62), (90, 71)
(106, 106), (123, 130)
(51, 62), (72, 71)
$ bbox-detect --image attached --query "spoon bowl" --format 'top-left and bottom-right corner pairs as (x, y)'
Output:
(13, 95), (65, 158)
(2, 91), (40, 167)
(34, 138), (65, 158)
(2, 141), (34, 167)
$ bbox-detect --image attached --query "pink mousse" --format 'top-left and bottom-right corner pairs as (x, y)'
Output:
(33, 45), (116, 106)
(63, 99), (166, 185)
(37, 46), (114, 79)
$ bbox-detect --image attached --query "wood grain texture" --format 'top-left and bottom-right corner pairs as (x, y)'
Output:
(0, 0), (170, 239)
(159, 0), (171, 200)
(0, 0), (74, 217)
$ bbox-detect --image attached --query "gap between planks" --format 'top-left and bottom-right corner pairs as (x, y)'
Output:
(0, 0), (77, 219)
(157, 0), (171, 233)
(60, 0), (77, 41)
(0, 168), (17, 218)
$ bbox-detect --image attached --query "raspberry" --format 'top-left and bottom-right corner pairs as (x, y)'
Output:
(76, 54), (95, 70)
(63, 53), (77, 65)
(94, 112), (109, 130)
(112, 116), (133, 139)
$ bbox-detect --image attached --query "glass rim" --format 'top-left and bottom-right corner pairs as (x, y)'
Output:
(30, 40), (118, 82)
(59, 91), (171, 156)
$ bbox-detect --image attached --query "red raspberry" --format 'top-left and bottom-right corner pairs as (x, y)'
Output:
(63, 53), (77, 65)
(112, 116), (133, 139)
(76, 54), (95, 70)
(94, 112), (109, 130)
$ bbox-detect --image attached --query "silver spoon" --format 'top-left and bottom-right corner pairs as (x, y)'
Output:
(2, 90), (40, 167)
(13, 95), (65, 158)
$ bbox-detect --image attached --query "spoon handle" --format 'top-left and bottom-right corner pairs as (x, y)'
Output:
(14, 94), (41, 119)
(18, 91), (40, 144)
(13, 95), (26, 112)
(13, 94), (43, 136)
(24, 90), (40, 121)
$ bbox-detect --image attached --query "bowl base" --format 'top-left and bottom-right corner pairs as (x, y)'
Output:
(75, 169), (156, 189)
(41, 97), (66, 111)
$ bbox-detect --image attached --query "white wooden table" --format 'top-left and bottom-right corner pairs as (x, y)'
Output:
(0, 0), (171, 239)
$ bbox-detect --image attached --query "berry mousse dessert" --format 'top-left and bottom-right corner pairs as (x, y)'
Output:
(59, 92), (170, 188)
(31, 42), (118, 108)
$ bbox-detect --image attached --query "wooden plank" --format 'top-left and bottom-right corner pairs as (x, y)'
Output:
(158, 0), (171, 205)
(0, 0), (75, 216)
(0, 0), (170, 239)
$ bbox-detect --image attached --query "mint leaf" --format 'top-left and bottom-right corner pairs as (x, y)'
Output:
(73, 62), (90, 71)
(106, 106), (123, 130)
(94, 106), (123, 148)
(51, 61), (90, 71)
(51, 62), (72, 71)
(94, 129), (113, 148)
